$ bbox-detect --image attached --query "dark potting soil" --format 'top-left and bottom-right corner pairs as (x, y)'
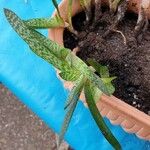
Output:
(63, 9), (150, 115)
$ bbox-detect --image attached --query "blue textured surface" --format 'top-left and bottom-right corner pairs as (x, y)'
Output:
(0, 0), (150, 149)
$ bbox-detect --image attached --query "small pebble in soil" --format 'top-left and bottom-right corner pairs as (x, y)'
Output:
(133, 93), (138, 100)
(132, 101), (136, 105)
(137, 104), (141, 108)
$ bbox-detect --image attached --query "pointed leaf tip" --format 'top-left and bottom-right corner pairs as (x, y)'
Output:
(4, 8), (9, 16)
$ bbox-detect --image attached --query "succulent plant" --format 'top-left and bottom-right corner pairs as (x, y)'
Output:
(7, 0), (149, 149)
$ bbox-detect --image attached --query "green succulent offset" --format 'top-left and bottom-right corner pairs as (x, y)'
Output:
(87, 59), (116, 94)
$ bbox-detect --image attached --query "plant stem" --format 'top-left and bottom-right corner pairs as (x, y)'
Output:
(79, 0), (92, 23)
(94, 0), (102, 24)
(109, 0), (122, 12)
(134, 6), (149, 37)
(67, 0), (78, 35)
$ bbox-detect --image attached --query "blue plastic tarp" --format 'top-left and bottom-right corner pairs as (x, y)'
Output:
(0, 0), (150, 149)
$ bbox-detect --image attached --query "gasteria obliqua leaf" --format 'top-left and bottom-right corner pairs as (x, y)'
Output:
(4, 8), (72, 72)
(87, 59), (116, 95)
(64, 76), (85, 109)
(59, 70), (81, 81)
(89, 73), (110, 95)
(87, 58), (109, 78)
(59, 77), (85, 146)
(88, 82), (102, 103)
(84, 80), (121, 150)
(27, 29), (70, 60)
(59, 98), (78, 146)
(52, 0), (61, 17)
(68, 54), (110, 95)
(102, 77), (117, 84)
(25, 15), (66, 29)
(105, 82), (115, 95)
(59, 76), (85, 146)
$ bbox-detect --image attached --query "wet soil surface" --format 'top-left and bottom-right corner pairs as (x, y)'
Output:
(63, 9), (150, 115)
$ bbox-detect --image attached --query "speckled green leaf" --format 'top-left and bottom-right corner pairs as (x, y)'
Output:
(88, 59), (116, 95)
(87, 59), (109, 78)
(100, 66), (109, 78)
(59, 84), (83, 145)
(59, 76), (85, 145)
(59, 99), (78, 146)
(102, 77), (117, 84)
(89, 82), (102, 103)
(68, 54), (110, 95)
(64, 76), (85, 109)
(25, 15), (65, 29)
(28, 29), (70, 60)
(101, 77), (116, 94)
(5, 8), (66, 58)
(84, 80), (121, 150)
(4, 8), (71, 72)
(105, 82), (115, 95)
(59, 70), (81, 81)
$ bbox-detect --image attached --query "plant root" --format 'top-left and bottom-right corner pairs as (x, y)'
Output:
(114, 0), (127, 26)
(71, 29), (78, 36)
(112, 29), (127, 45)
(135, 7), (146, 36)
(72, 47), (80, 55)
(134, 7), (149, 42)
(85, 8), (92, 23)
